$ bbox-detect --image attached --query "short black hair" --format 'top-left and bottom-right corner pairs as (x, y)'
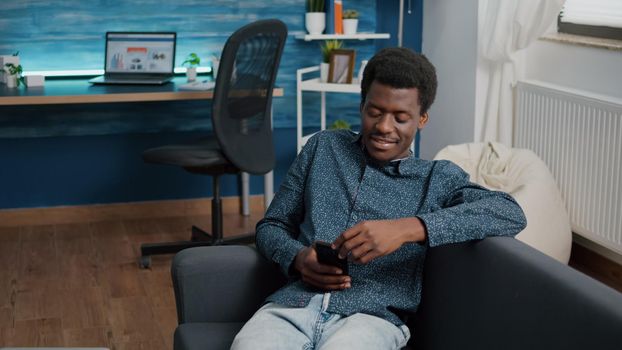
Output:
(361, 47), (437, 115)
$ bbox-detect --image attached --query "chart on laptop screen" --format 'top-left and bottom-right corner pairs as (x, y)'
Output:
(106, 33), (175, 73)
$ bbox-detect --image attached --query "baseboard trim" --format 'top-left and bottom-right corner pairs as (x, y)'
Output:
(573, 233), (622, 266)
(0, 196), (265, 227)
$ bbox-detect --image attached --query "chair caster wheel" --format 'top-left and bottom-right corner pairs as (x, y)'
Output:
(139, 256), (152, 268)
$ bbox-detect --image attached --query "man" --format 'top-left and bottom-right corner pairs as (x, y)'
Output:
(231, 47), (527, 349)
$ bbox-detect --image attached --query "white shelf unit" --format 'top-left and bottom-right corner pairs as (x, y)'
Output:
(294, 33), (391, 41)
(296, 65), (360, 152)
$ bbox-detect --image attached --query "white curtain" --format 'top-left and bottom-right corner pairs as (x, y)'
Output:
(476, 0), (565, 145)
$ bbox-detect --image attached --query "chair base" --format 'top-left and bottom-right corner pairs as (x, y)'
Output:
(139, 226), (255, 268)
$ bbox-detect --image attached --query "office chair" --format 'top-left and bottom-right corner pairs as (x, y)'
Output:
(138, 19), (288, 268)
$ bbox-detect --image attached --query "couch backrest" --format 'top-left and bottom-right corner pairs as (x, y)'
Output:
(409, 237), (622, 350)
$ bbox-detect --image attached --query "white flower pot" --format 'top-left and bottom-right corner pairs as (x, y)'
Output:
(5, 74), (17, 88)
(305, 12), (326, 35)
(186, 67), (197, 82)
(343, 19), (358, 35)
(1, 55), (19, 85)
(320, 62), (329, 83)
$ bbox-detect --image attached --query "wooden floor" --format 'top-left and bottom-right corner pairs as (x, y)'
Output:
(1, 207), (621, 348)
(0, 212), (262, 349)
(569, 242), (622, 293)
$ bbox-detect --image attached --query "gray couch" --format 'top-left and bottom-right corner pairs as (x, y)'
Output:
(171, 237), (622, 350)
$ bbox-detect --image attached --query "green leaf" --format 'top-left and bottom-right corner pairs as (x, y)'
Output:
(329, 119), (351, 130)
(306, 0), (325, 12)
(343, 9), (359, 19)
(4, 63), (23, 75)
(320, 40), (343, 63)
(182, 53), (200, 67)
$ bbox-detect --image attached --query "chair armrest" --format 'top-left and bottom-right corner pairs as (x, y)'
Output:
(171, 245), (285, 324)
(410, 237), (622, 349)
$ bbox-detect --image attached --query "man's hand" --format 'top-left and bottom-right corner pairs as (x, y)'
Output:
(294, 246), (351, 291)
(332, 217), (427, 264)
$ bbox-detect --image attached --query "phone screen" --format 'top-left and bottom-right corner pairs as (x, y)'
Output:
(315, 241), (348, 275)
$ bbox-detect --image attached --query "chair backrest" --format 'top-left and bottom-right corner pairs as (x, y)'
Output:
(211, 19), (288, 175)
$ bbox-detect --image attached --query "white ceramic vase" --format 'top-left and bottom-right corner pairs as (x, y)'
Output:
(5, 74), (18, 88)
(305, 12), (326, 35)
(320, 62), (329, 83)
(186, 67), (197, 82)
(1, 55), (19, 86)
(343, 19), (358, 35)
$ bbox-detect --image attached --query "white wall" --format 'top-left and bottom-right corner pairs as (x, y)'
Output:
(421, 0), (479, 160)
(421, 1), (621, 161)
(523, 39), (622, 99)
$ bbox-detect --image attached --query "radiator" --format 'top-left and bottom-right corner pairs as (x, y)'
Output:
(514, 80), (622, 255)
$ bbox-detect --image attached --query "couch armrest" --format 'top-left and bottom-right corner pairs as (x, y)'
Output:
(410, 237), (622, 349)
(171, 245), (285, 324)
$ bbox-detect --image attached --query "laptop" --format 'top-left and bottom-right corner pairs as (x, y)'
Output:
(89, 32), (176, 85)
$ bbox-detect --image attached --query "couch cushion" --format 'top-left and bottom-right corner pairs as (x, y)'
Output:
(174, 322), (245, 350)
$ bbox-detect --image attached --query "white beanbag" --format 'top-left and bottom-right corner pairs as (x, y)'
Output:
(434, 142), (572, 263)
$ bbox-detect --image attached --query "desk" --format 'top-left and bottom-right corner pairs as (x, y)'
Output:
(0, 76), (283, 105)
(0, 76), (282, 211)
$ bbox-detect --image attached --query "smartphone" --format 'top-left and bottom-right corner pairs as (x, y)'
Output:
(314, 241), (348, 275)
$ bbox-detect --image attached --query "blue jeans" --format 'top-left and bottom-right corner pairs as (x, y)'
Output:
(230, 293), (410, 350)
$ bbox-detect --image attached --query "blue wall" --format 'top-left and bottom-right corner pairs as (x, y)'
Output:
(376, 0), (423, 52)
(0, 0), (423, 209)
(0, 0), (379, 135)
(0, 129), (297, 208)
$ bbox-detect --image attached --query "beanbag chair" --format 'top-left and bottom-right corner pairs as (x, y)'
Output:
(434, 142), (571, 263)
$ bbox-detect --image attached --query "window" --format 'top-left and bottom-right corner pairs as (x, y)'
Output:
(558, 0), (622, 40)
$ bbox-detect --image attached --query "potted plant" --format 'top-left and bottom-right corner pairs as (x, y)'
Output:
(320, 40), (343, 82)
(2, 51), (23, 88)
(305, 0), (326, 35)
(343, 9), (359, 35)
(329, 119), (351, 130)
(182, 53), (200, 82)
(4, 62), (24, 88)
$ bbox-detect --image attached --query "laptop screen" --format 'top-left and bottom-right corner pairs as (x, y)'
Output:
(105, 32), (176, 74)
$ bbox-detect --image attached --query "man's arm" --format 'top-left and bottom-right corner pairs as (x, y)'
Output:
(333, 217), (427, 264)
(333, 160), (527, 263)
(256, 133), (351, 290)
(416, 160), (527, 247)
(255, 138), (312, 276)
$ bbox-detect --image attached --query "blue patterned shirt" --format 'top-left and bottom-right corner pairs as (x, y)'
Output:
(256, 130), (527, 326)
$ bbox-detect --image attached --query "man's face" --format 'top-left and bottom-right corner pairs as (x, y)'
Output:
(360, 81), (428, 162)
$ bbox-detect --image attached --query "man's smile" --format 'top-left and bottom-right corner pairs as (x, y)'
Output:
(370, 135), (398, 149)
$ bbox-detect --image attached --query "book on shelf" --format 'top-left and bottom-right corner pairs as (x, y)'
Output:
(334, 0), (343, 34)
(325, 0), (335, 34)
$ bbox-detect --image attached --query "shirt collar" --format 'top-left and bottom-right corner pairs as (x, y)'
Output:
(350, 132), (421, 176)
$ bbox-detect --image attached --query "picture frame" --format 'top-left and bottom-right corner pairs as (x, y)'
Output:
(328, 49), (356, 84)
